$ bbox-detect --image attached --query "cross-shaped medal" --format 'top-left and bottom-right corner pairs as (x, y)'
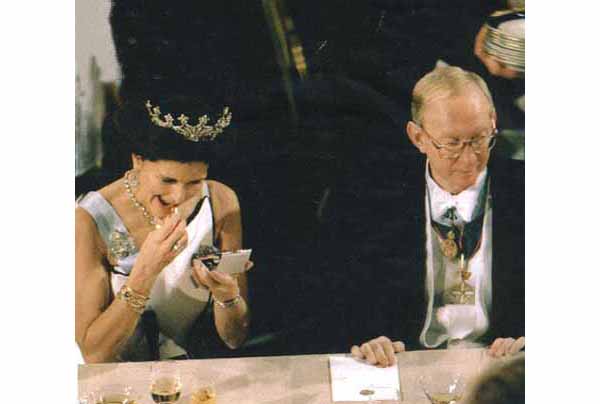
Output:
(450, 281), (475, 304)
(449, 254), (475, 304)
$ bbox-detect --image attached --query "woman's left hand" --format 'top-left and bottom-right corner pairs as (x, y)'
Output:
(191, 258), (240, 302)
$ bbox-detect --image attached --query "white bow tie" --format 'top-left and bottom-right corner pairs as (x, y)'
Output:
(426, 165), (488, 226)
(434, 192), (480, 224)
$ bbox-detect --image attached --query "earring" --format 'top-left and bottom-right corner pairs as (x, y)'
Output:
(125, 169), (140, 188)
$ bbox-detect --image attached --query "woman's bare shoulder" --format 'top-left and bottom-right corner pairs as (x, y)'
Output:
(76, 206), (106, 249)
(206, 180), (240, 209)
(75, 209), (110, 277)
(75, 205), (96, 232)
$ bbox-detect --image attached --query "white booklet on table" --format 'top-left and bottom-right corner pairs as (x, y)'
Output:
(329, 356), (401, 402)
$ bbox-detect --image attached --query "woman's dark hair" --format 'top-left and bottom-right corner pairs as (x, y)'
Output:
(466, 355), (525, 404)
(112, 97), (227, 165)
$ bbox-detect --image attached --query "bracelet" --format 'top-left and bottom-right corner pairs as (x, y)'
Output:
(214, 295), (243, 309)
(116, 285), (149, 314)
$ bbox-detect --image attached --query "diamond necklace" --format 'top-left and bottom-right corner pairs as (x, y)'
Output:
(123, 170), (158, 228)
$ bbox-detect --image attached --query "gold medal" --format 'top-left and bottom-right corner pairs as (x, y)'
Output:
(441, 230), (458, 259)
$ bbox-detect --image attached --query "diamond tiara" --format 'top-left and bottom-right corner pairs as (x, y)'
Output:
(145, 100), (232, 142)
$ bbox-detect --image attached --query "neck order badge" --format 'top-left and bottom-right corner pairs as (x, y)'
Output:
(428, 180), (490, 306)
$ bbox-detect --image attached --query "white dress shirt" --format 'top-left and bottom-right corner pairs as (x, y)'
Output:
(419, 163), (493, 349)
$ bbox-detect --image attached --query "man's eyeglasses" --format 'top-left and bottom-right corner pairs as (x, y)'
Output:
(416, 124), (498, 159)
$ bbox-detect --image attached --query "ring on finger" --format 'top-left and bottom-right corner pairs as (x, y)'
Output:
(172, 240), (182, 252)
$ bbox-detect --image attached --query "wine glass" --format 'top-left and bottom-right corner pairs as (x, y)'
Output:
(418, 369), (466, 404)
(150, 362), (183, 404)
(78, 390), (98, 404)
(189, 376), (217, 404)
(96, 384), (134, 404)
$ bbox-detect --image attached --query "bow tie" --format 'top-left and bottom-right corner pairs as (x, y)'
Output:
(425, 164), (487, 226)
(433, 196), (478, 227)
(442, 207), (459, 222)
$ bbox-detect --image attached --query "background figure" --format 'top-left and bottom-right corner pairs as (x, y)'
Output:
(76, 0), (121, 197)
(464, 354), (525, 404)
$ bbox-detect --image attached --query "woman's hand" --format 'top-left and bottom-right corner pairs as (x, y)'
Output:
(350, 336), (406, 367)
(130, 213), (188, 291)
(191, 258), (240, 302)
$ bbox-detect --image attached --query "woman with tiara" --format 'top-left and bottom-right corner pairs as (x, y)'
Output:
(76, 98), (251, 363)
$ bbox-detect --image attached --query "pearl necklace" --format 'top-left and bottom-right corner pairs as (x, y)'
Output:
(123, 170), (158, 228)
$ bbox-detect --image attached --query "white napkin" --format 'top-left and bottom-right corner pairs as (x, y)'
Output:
(329, 356), (401, 402)
(437, 305), (476, 340)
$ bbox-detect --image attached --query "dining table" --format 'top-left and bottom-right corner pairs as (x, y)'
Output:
(78, 348), (504, 404)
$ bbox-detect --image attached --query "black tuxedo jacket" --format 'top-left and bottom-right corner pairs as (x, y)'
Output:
(317, 153), (525, 350)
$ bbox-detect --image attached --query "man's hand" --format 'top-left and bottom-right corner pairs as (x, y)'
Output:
(350, 336), (405, 367)
(488, 336), (525, 357)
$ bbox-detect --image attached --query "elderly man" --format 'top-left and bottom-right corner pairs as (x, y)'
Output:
(321, 66), (524, 366)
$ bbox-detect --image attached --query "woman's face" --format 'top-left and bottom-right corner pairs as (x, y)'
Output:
(132, 155), (208, 219)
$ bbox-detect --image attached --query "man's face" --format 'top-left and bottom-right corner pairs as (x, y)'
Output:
(408, 89), (495, 194)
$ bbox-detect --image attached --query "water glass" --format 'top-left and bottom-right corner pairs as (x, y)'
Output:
(150, 362), (182, 404)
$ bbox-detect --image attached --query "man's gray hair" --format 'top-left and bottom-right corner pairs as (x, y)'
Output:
(410, 66), (496, 126)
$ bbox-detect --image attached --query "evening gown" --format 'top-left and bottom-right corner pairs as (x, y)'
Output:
(78, 182), (215, 361)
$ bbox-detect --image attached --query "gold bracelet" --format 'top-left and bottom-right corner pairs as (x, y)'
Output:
(214, 295), (242, 309)
(116, 285), (149, 314)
